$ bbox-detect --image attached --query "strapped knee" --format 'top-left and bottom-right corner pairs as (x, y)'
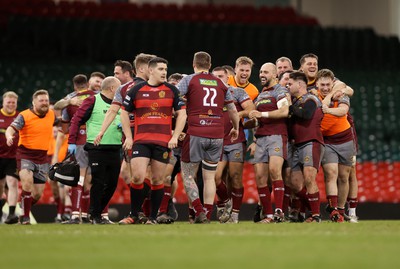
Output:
(202, 160), (218, 171)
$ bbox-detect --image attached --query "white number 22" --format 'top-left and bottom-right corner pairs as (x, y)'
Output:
(203, 87), (217, 107)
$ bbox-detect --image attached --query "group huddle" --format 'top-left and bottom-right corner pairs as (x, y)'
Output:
(0, 51), (359, 225)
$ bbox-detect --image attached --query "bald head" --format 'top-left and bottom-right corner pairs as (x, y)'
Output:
(259, 62), (277, 88)
(101, 76), (121, 97)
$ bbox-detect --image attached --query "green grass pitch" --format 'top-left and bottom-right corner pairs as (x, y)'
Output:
(2, 221), (399, 269)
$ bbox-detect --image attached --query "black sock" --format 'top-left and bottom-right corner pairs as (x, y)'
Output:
(131, 185), (145, 217)
(150, 188), (164, 219)
(9, 206), (16, 215)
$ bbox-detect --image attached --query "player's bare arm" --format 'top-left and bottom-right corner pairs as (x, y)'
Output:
(237, 99), (255, 119)
(226, 102), (239, 141)
(322, 103), (349, 117)
(120, 110), (133, 150)
(54, 97), (83, 111)
(5, 126), (17, 146)
(168, 109), (187, 149)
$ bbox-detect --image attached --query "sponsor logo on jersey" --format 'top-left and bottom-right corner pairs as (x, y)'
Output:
(199, 120), (213, 126)
(256, 99), (272, 106)
(199, 79), (218, 86)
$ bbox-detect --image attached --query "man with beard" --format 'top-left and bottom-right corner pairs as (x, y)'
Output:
(248, 62), (291, 223)
(6, 90), (57, 224)
(228, 56), (258, 101)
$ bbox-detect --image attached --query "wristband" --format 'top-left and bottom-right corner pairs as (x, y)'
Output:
(261, 112), (269, 118)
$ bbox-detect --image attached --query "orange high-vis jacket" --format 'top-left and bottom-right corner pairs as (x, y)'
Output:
(228, 75), (259, 101)
(18, 109), (55, 151)
(319, 93), (350, 136)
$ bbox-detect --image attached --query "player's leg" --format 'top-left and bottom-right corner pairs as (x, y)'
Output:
(5, 175), (19, 224)
(269, 155), (285, 222)
(347, 162), (359, 222)
(227, 161), (244, 223)
(215, 159), (229, 221)
(157, 156), (176, 224)
(149, 157), (169, 224)
(253, 137), (273, 223)
(322, 162), (341, 220)
(302, 142), (324, 222)
(19, 160), (35, 224)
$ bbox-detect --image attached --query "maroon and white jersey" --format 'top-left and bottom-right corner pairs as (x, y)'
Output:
(223, 86), (250, 145)
(289, 93), (324, 145)
(61, 89), (96, 145)
(0, 109), (19, 158)
(113, 77), (145, 128)
(177, 72), (234, 139)
(254, 84), (288, 137)
(112, 77), (145, 106)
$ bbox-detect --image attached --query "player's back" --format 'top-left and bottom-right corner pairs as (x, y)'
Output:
(179, 72), (229, 139)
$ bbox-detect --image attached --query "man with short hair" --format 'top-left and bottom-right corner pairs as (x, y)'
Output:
(286, 71), (325, 223)
(212, 66), (254, 223)
(58, 74), (99, 224)
(94, 53), (157, 224)
(276, 56), (293, 77)
(248, 62), (291, 223)
(177, 51), (239, 223)
(6, 90), (57, 224)
(0, 91), (19, 224)
(228, 56), (259, 101)
(121, 57), (186, 224)
(54, 72), (105, 110)
(299, 53), (319, 92)
(317, 69), (354, 223)
(114, 60), (134, 85)
(68, 77), (122, 224)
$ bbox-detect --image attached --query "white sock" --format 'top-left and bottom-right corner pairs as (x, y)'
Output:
(348, 208), (356, 216)
(231, 212), (239, 221)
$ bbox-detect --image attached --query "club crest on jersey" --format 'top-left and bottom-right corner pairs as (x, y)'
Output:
(274, 147), (280, 152)
(151, 102), (159, 111)
(163, 151), (169, 159)
(199, 79), (218, 86)
(304, 156), (310, 163)
(159, 91), (165, 98)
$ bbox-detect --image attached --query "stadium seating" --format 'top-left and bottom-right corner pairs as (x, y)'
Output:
(0, 0), (318, 25)
(1, 1), (400, 205)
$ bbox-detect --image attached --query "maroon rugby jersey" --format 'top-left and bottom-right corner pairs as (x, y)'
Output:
(254, 84), (288, 137)
(289, 93), (324, 145)
(223, 86), (249, 145)
(0, 109), (19, 158)
(62, 89), (96, 145)
(123, 81), (185, 148)
(113, 77), (145, 128)
(177, 72), (234, 139)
